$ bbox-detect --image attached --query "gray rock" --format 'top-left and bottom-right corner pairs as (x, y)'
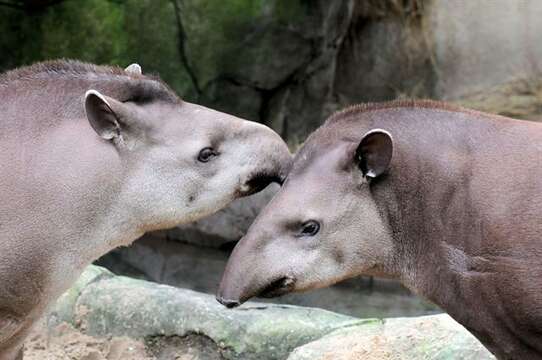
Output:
(175, 0), (355, 140)
(97, 235), (228, 293)
(51, 266), (364, 360)
(334, 2), (435, 105)
(48, 265), (114, 328)
(173, 0), (542, 142)
(49, 266), (491, 360)
(288, 314), (495, 360)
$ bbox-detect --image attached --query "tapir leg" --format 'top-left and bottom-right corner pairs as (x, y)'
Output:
(0, 347), (22, 360)
(0, 312), (27, 360)
(0, 242), (53, 359)
(0, 341), (23, 360)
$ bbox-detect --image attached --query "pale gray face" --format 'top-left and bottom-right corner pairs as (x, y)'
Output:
(84, 89), (292, 232)
(217, 130), (395, 307)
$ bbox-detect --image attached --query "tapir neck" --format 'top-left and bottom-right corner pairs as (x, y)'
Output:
(365, 109), (509, 293)
(35, 118), (146, 270)
(365, 106), (542, 357)
(368, 110), (490, 289)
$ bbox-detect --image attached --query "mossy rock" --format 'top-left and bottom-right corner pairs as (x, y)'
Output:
(56, 266), (363, 360)
(49, 266), (492, 359)
(48, 265), (114, 328)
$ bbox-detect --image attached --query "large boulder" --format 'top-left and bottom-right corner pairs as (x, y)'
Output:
(333, 1), (435, 105)
(175, 0), (355, 139)
(49, 266), (366, 360)
(43, 266), (493, 360)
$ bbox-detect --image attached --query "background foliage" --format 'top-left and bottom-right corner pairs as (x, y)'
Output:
(0, 0), (190, 93)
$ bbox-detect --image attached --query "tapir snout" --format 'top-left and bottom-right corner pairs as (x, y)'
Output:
(216, 236), (265, 307)
(216, 227), (304, 307)
(232, 121), (292, 196)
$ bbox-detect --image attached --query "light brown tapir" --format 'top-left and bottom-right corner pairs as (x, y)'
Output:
(0, 60), (292, 360)
(217, 100), (542, 360)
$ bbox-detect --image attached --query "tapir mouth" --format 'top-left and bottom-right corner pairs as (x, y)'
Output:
(257, 276), (296, 298)
(238, 172), (284, 197)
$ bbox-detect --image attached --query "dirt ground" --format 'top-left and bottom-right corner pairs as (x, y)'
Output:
(23, 321), (223, 360)
(24, 321), (152, 360)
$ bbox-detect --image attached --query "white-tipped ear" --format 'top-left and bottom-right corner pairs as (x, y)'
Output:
(355, 129), (393, 179)
(125, 63), (142, 75)
(85, 90), (121, 140)
(85, 89), (111, 108)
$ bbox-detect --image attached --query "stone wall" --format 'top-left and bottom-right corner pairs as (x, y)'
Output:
(430, 0), (542, 99)
(174, 0), (542, 142)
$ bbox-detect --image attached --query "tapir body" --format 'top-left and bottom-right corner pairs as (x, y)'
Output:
(218, 100), (542, 359)
(0, 60), (291, 359)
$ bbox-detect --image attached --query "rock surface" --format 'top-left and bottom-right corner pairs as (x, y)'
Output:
(288, 315), (495, 360)
(43, 265), (493, 360)
(176, 0), (355, 139)
(49, 266), (366, 360)
(429, 0), (542, 100)
(172, 0), (542, 142)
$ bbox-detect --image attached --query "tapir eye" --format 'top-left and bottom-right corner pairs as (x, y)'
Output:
(198, 147), (218, 163)
(299, 220), (320, 237)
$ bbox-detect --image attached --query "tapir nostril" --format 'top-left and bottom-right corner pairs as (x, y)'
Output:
(216, 296), (241, 308)
(258, 276), (295, 298)
(239, 172), (282, 196)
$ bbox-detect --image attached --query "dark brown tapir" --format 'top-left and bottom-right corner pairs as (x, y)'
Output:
(0, 60), (292, 360)
(217, 100), (542, 360)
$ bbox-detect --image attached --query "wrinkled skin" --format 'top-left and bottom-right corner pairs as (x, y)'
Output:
(218, 101), (542, 359)
(0, 61), (292, 360)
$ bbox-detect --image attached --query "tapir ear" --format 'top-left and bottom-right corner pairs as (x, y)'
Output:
(85, 90), (126, 141)
(124, 63), (142, 75)
(355, 129), (393, 179)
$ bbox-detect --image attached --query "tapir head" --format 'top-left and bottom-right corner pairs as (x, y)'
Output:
(84, 64), (292, 231)
(217, 128), (395, 307)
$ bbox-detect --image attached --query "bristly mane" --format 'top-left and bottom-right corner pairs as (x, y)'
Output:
(326, 99), (503, 124)
(291, 99), (512, 172)
(0, 60), (126, 83)
(0, 59), (179, 104)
